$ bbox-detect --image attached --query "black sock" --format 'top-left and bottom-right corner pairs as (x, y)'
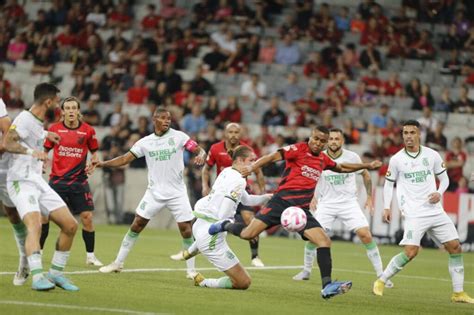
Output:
(82, 229), (95, 253)
(317, 247), (332, 289)
(249, 238), (259, 259)
(39, 223), (50, 250)
(223, 221), (246, 237)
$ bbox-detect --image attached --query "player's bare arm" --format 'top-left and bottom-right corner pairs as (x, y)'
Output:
(85, 150), (100, 175)
(46, 131), (61, 144)
(0, 115), (12, 153)
(361, 169), (374, 215)
(332, 160), (382, 173)
(191, 146), (206, 166)
(428, 170), (449, 204)
(255, 168), (266, 194)
(201, 164), (212, 196)
(96, 151), (136, 168)
(241, 151), (283, 177)
(5, 128), (47, 161)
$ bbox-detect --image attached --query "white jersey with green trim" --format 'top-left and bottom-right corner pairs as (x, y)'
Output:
(0, 99), (9, 177)
(194, 167), (246, 222)
(385, 145), (446, 218)
(129, 128), (190, 199)
(317, 149), (363, 205)
(7, 111), (46, 181)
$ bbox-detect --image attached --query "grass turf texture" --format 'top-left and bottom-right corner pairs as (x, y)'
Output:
(0, 218), (473, 315)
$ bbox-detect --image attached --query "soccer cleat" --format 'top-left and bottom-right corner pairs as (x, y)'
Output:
(251, 257), (265, 267)
(86, 255), (104, 267)
(373, 279), (385, 296)
(32, 275), (55, 291)
(99, 262), (123, 273)
(208, 220), (230, 235)
(186, 271), (198, 280)
(321, 281), (352, 299)
(47, 273), (79, 291)
(385, 279), (394, 288)
(170, 250), (200, 261)
(13, 266), (29, 286)
(292, 270), (311, 281)
(193, 272), (205, 286)
(451, 292), (474, 304)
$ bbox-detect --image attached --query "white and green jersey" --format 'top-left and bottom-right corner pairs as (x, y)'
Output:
(0, 99), (9, 178)
(317, 149), (363, 205)
(129, 128), (190, 199)
(7, 111), (46, 181)
(385, 145), (446, 218)
(194, 167), (246, 222)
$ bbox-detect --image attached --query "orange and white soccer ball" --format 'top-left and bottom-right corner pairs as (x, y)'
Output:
(281, 207), (307, 232)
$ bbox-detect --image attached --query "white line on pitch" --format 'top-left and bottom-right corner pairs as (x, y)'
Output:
(0, 300), (165, 315)
(0, 265), (472, 284)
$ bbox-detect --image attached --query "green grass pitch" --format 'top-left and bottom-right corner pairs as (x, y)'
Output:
(0, 218), (473, 315)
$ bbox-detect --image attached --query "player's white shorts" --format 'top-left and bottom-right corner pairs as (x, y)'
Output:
(7, 178), (67, 219)
(0, 176), (14, 208)
(192, 218), (240, 272)
(400, 211), (459, 246)
(315, 201), (369, 232)
(135, 189), (194, 222)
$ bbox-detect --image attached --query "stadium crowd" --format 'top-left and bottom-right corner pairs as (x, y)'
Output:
(0, 0), (473, 209)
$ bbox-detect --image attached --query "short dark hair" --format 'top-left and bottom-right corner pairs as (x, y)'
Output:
(60, 96), (80, 109)
(313, 126), (330, 135)
(231, 145), (253, 161)
(34, 83), (60, 104)
(403, 120), (420, 128)
(329, 128), (344, 135)
(153, 106), (170, 116)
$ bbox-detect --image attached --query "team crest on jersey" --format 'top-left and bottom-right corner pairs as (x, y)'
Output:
(168, 137), (175, 146)
(386, 170), (391, 177)
(77, 136), (85, 145)
(422, 158), (429, 166)
(441, 162), (446, 169)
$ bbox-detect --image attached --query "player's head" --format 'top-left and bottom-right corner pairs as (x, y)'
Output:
(308, 126), (330, 154)
(224, 123), (241, 147)
(402, 120), (421, 149)
(153, 106), (171, 134)
(231, 145), (256, 167)
(34, 83), (60, 109)
(328, 128), (344, 153)
(61, 96), (81, 124)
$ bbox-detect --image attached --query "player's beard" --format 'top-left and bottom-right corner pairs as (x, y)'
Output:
(328, 145), (341, 154)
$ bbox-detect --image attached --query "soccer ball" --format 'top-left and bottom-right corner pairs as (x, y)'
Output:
(281, 207), (307, 232)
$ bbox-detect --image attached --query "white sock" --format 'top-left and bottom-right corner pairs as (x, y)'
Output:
(187, 241), (198, 255)
(380, 252), (410, 282)
(364, 240), (384, 276)
(115, 229), (139, 265)
(200, 277), (233, 289)
(303, 242), (317, 273)
(87, 252), (96, 258)
(449, 254), (464, 293)
(50, 250), (71, 276)
(183, 237), (195, 273)
(27, 252), (43, 282)
(12, 222), (27, 259)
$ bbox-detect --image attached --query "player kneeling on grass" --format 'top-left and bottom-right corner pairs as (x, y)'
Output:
(373, 120), (474, 304)
(188, 145), (272, 289)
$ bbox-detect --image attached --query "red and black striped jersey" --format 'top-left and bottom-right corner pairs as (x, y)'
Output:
(44, 122), (98, 186)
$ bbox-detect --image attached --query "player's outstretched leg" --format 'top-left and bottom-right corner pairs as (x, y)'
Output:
(444, 240), (474, 303)
(194, 263), (251, 290)
(5, 206), (29, 286)
(293, 242), (316, 280)
(100, 215), (149, 273)
(373, 249), (412, 296)
(81, 211), (103, 267)
(170, 241), (200, 261)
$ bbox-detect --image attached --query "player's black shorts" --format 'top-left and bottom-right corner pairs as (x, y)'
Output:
(255, 193), (321, 238)
(236, 203), (255, 215)
(49, 182), (94, 215)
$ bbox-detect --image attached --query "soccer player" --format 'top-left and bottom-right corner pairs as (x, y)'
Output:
(200, 122), (267, 267)
(0, 98), (28, 285)
(373, 120), (474, 303)
(292, 128), (393, 288)
(5, 83), (79, 291)
(97, 107), (206, 278)
(40, 96), (103, 266)
(191, 145), (272, 289)
(209, 126), (382, 299)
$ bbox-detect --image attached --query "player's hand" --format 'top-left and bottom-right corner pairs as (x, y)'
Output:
(263, 193), (273, 203)
(428, 192), (441, 204)
(365, 196), (374, 216)
(368, 160), (382, 170)
(33, 150), (48, 161)
(202, 185), (211, 196)
(239, 165), (253, 177)
(383, 208), (391, 223)
(194, 154), (206, 166)
(47, 131), (61, 144)
(309, 197), (317, 212)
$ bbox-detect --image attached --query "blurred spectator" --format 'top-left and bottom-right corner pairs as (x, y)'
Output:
(108, 3), (132, 28)
(325, 73), (350, 105)
(192, 0), (215, 22)
(342, 119), (360, 144)
(149, 82), (169, 106)
(455, 177), (469, 195)
(219, 96), (242, 124)
(425, 121), (447, 151)
(321, 41), (342, 70)
(441, 24), (464, 50)
(141, 4), (161, 31)
(454, 85), (474, 114)
(7, 86), (24, 109)
(132, 116), (152, 139)
(335, 6), (351, 32)
(406, 78), (422, 100)
(412, 83), (434, 110)
(362, 67), (382, 95)
(203, 96), (221, 125)
(156, 62), (182, 94)
(6, 33), (27, 64)
(303, 52), (329, 79)
(409, 30), (435, 60)
(287, 102), (306, 127)
(72, 75), (87, 101)
(360, 17), (383, 46)
(103, 102), (124, 127)
(417, 107), (438, 143)
(441, 49), (462, 75)
(202, 41), (227, 71)
(224, 42), (250, 73)
(368, 103), (391, 135)
(380, 73), (403, 96)
(174, 82), (192, 106)
(433, 88), (455, 113)
(214, 0), (233, 22)
(160, 0), (187, 20)
(258, 37), (276, 64)
(359, 43), (382, 70)
(32, 46), (54, 75)
(261, 96), (286, 126)
(350, 13), (366, 33)
(387, 33), (410, 59)
(86, 4), (107, 28)
(212, 28), (237, 56)
(0, 67), (12, 104)
(275, 34), (301, 65)
(81, 100), (101, 126)
(350, 81), (376, 108)
(240, 73), (267, 102)
(127, 75), (149, 104)
(358, 0), (374, 20)
(279, 72), (304, 103)
(445, 137), (467, 192)
(342, 43), (360, 69)
(85, 72), (111, 103)
(297, 88), (320, 115)
(190, 67), (215, 95)
(181, 104), (207, 135)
